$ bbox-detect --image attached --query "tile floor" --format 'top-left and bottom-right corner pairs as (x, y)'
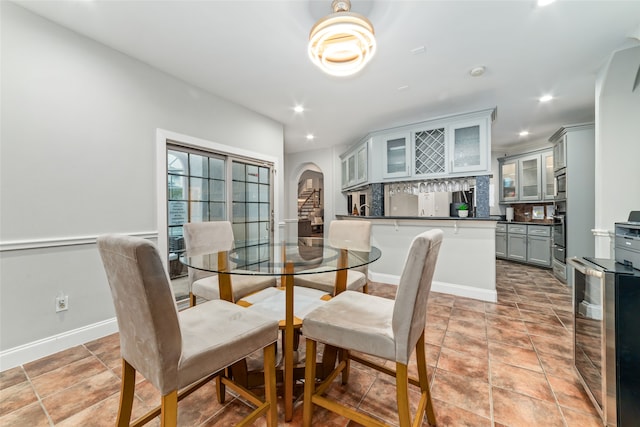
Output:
(0, 260), (603, 426)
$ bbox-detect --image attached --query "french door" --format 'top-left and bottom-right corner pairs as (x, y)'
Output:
(166, 144), (273, 279)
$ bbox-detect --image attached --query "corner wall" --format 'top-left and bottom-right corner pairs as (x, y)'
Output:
(594, 44), (640, 257)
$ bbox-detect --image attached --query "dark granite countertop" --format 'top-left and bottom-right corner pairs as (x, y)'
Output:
(336, 215), (501, 221)
(498, 220), (554, 225)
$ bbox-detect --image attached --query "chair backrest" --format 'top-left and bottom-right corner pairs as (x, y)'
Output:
(97, 235), (181, 394)
(183, 221), (234, 282)
(328, 220), (371, 251)
(392, 229), (443, 364)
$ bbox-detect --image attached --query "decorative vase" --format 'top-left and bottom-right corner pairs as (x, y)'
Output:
(458, 210), (469, 218)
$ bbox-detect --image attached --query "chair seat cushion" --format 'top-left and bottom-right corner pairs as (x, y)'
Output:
(302, 290), (396, 362)
(192, 272), (277, 301)
(239, 286), (329, 321)
(293, 270), (366, 294)
(177, 299), (278, 390)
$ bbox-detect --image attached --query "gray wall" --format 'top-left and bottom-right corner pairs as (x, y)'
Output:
(0, 3), (283, 359)
(594, 44), (640, 257)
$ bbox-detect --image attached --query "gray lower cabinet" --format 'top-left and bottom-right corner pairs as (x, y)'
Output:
(507, 233), (527, 261)
(526, 225), (552, 267)
(497, 223), (552, 267)
(496, 223), (507, 258)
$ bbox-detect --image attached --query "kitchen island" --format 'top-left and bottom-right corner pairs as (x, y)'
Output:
(337, 215), (499, 302)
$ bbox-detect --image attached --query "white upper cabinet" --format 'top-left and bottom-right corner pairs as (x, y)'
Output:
(449, 118), (489, 173)
(341, 108), (494, 187)
(340, 138), (369, 189)
(413, 126), (447, 177)
(381, 132), (411, 179)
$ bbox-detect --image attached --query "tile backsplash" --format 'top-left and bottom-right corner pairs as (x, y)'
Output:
(509, 203), (554, 223)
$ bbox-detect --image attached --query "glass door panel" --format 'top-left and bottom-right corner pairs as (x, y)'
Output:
(519, 155), (541, 200)
(501, 161), (517, 201)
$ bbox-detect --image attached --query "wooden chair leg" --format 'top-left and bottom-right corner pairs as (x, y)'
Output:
(117, 359), (136, 427)
(363, 281), (369, 294)
(303, 339), (318, 427)
(189, 292), (196, 307)
(263, 343), (278, 427)
(396, 363), (411, 427)
(160, 390), (178, 427)
(339, 348), (350, 385)
(215, 374), (226, 404)
(416, 332), (437, 426)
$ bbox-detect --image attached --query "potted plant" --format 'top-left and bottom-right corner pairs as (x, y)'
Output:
(457, 203), (469, 218)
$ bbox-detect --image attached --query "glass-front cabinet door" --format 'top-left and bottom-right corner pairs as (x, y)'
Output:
(450, 119), (488, 173)
(356, 144), (367, 183)
(519, 154), (541, 201)
(382, 132), (410, 178)
(542, 151), (554, 200)
(500, 160), (518, 202)
(341, 158), (348, 189)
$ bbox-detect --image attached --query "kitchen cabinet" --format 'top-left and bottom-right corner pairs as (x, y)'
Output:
(507, 224), (527, 261)
(519, 153), (541, 201)
(498, 223), (552, 267)
(548, 123), (595, 282)
(499, 148), (553, 203)
(413, 126), (446, 177)
(496, 222), (507, 258)
(527, 225), (552, 267)
(381, 131), (411, 178)
(542, 151), (554, 201)
(450, 119), (489, 173)
(553, 134), (566, 172)
(348, 108), (495, 185)
(500, 160), (518, 202)
(340, 138), (369, 189)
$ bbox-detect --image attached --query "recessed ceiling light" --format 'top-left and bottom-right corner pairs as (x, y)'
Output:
(397, 85), (409, 91)
(537, 0), (556, 6)
(410, 46), (426, 55)
(539, 94), (553, 103)
(306, 134), (315, 140)
(294, 105), (304, 113)
(519, 131), (530, 137)
(469, 66), (485, 77)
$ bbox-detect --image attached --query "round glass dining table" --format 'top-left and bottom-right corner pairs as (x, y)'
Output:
(181, 237), (381, 421)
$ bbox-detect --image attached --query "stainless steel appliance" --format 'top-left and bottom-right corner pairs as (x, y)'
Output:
(615, 220), (640, 269)
(568, 257), (640, 427)
(552, 200), (567, 281)
(554, 172), (567, 200)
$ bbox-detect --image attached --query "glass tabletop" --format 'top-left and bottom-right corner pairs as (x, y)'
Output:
(180, 237), (381, 276)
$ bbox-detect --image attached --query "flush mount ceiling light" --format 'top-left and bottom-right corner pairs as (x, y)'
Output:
(308, 0), (376, 77)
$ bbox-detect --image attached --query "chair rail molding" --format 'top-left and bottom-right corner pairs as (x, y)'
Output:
(0, 231), (158, 252)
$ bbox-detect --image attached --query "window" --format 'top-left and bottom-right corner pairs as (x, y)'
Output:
(166, 144), (273, 279)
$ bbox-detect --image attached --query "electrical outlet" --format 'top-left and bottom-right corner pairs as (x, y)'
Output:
(56, 295), (69, 312)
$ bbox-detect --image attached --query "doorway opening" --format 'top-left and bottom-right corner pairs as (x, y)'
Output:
(297, 169), (324, 238)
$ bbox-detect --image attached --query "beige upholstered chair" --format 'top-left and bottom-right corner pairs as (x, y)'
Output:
(183, 221), (277, 306)
(97, 235), (279, 427)
(294, 219), (372, 295)
(301, 229), (443, 427)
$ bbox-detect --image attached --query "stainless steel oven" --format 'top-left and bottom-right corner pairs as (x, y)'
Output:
(555, 172), (567, 200)
(568, 257), (640, 427)
(552, 213), (566, 281)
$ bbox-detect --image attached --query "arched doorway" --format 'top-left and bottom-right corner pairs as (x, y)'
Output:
(297, 168), (324, 237)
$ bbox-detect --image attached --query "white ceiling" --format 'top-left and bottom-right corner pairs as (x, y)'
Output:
(15, 0), (640, 154)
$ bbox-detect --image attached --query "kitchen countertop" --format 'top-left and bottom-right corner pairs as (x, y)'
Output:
(498, 220), (554, 225)
(337, 215), (501, 221)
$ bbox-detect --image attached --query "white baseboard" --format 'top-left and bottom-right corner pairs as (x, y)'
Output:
(369, 272), (497, 303)
(0, 318), (118, 371)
